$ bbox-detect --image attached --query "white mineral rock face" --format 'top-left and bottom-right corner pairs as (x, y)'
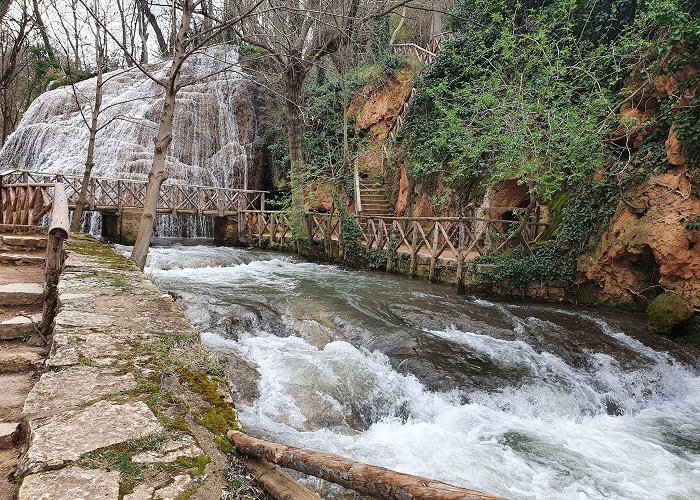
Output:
(0, 46), (254, 190)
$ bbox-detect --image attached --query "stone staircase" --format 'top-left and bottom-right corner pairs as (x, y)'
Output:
(358, 178), (393, 217)
(0, 231), (47, 499)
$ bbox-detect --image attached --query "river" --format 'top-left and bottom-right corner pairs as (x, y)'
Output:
(131, 242), (700, 499)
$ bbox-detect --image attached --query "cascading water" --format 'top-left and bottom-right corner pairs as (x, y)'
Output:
(130, 244), (700, 499)
(0, 46), (255, 237)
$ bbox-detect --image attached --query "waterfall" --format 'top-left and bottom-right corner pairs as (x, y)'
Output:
(0, 45), (256, 237)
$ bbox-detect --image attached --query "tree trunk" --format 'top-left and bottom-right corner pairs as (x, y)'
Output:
(115, 0), (132, 66)
(70, 64), (103, 232)
(282, 67), (305, 209)
(228, 431), (505, 500)
(31, 0), (55, 61)
(137, 0), (168, 56)
(129, 2), (192, 270)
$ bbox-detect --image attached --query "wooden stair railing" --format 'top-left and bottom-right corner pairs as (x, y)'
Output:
(354, 32), (454, 216)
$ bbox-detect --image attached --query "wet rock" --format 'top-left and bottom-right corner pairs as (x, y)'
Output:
(19, 467), (119, 500)
(22, 400), (162, 473)
(647, 292), (694, 335)
(23, 366), (137, 418)
(224, 355), (260, 406)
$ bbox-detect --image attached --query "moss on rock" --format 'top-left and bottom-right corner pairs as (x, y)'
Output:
(646, 292), (694, 334)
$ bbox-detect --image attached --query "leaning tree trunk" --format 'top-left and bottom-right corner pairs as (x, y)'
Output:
(129, 2), (192, 270)
(70, 61), (104, 232)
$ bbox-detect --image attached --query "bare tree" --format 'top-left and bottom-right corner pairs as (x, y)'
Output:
(234, 0), (414, 207)
(67, 11), (106, 231)
(0, 0), (12, 22)
(81, 0), (266, 269)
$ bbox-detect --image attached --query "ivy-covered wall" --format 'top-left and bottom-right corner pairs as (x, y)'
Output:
(395, 0), (699, 306)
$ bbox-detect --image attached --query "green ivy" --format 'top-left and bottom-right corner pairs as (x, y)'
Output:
(473, 246), (576, 291)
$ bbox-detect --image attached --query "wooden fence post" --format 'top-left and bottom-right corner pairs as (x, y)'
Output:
(409, 221), (418, 276)
(428, 221), (439, 281)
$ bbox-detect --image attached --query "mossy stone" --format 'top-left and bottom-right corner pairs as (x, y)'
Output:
(646, 292), (694, 334)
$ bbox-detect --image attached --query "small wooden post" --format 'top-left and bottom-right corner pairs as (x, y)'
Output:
(269, 213), (277, 246)
(455, 221), (466, 292)
(257, 210), (263, 247)
(428, 221), (439, 281)
(409, 221), (418, 276)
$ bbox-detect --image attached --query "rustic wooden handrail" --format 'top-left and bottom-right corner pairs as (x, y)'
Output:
(228, 431), (505, 500)
(0, 169), (267, 217)
(243, 209), (549, 283)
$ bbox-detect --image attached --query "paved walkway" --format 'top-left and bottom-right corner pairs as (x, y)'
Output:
(14, 234), (264, 500)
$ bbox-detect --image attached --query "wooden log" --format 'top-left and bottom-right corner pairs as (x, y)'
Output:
(243, 457), (319, 500)
(43, 183), (69, 338)
(228, 431), (505, 500)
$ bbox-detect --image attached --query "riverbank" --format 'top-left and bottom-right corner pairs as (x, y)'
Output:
(15, 234), (265, 499)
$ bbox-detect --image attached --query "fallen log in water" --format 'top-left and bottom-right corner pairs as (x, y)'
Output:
(243, 456), (320, 500)
(228, 430), (506, 500)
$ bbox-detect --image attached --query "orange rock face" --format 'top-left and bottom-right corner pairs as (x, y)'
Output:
(665, 126), (687, 166)
(579, 168), (700, 307)
(353, 68), (415, 140)
(395, 166), (410, 216)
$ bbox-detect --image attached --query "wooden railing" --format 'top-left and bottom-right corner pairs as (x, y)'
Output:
(242, 208), (548, 282)
(354, 32), (455, 215)
(0, 177), (69, 340)
(0, 170), (266, 217)
(0, 181), (54, 225)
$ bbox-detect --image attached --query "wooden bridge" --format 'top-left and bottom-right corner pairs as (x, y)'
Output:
(241, 206), (548, 282)
(0, 169), (266, 219)
(2, 170), (549, 284)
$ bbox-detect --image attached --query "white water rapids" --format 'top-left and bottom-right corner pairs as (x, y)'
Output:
(134, 244), (700, 499)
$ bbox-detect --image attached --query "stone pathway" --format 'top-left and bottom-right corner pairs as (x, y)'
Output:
(0, 228), (48, 500)
(11, 234), (265, 500)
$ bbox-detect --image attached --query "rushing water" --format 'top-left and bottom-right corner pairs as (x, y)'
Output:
(135, 244), (700, 500)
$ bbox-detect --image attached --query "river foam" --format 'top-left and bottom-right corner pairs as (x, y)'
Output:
(140, 244), (700, 499)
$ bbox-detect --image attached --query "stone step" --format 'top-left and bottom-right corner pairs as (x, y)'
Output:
(0, 343), (45, 374)
(1, 235), (47, 250)
(0, 253), (45, 265)
(0, 315), (41, 340)
(361, 204), (392, 209)
(0, 373), (35, 421)
(0, 422), (20, 450)
(0, 283), (44, 306)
